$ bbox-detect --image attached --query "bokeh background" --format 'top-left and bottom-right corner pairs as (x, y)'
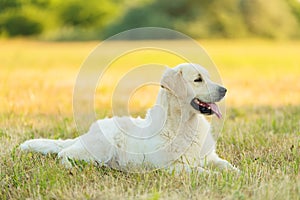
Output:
(1, 0), (300, 40)
(1, 0), (300, 115)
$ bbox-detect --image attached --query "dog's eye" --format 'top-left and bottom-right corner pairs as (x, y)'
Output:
(194, 77), (203, 82)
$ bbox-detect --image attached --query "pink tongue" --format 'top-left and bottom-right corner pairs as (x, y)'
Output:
(208, 103), (222, 119)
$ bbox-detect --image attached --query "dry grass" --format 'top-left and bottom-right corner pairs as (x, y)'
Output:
(0, 39), (299, 199)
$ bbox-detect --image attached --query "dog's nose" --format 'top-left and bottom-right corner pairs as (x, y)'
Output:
(219, 86), (227, 95)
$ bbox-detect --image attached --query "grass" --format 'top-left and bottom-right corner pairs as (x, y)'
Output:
(0, 39), (300, 199)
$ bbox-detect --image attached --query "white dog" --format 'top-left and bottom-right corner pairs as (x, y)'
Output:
(20, 63), (238, 173)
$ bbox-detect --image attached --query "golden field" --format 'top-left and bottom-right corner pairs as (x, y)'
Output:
(0, 39), (299, 200)
(1, 39), (299, 116)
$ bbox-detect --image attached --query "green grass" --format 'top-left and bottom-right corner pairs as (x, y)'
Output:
(0, 39), (300, 199)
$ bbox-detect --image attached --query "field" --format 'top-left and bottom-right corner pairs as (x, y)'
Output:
(0, 39), (299, 199)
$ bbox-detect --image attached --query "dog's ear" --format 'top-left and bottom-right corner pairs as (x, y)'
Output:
(160, 68), (187, 100)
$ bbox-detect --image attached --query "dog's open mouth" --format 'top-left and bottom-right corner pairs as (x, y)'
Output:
(190, 98), (222, 118)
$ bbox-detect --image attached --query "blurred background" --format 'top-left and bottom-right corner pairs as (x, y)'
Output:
(0, 0), (300, 40)
(0, 0), (300, 115)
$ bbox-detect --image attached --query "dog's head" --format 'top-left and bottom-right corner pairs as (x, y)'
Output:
(161, 63), (226, 118)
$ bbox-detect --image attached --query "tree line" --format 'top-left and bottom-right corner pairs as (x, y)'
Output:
(0, 0), (300, 40)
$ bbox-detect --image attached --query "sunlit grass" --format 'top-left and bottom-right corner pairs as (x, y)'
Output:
(0, 39), (299, 199)
(1, 39), (299, 116)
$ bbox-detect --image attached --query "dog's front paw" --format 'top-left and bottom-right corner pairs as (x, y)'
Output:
(60, 156), (73, 169)
(230, 165), (241, 174)
(222, 162), (241, 174)
(58, 151), (73, 169)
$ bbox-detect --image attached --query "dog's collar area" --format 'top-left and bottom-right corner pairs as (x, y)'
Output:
(190, 98), (222, 118)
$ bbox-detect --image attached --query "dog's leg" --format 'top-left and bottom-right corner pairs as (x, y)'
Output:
(20, 138), (96, 168)
(20, 138), (77, 154)
(57, 139), (95, 168)
(205, 150), (240, 172)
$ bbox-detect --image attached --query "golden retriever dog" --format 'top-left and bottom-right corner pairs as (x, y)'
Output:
(20, 63), (239, 173)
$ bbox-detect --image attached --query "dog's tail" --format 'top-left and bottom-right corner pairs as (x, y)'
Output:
(19, 138), (77, 154)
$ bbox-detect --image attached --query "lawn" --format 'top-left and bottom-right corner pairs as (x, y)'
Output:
(0, 39), (299, 199)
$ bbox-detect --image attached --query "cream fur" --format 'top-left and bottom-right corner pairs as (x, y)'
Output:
(20, 63), (239, 173)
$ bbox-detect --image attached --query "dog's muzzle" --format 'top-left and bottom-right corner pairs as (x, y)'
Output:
(190, 98), (222, 118)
